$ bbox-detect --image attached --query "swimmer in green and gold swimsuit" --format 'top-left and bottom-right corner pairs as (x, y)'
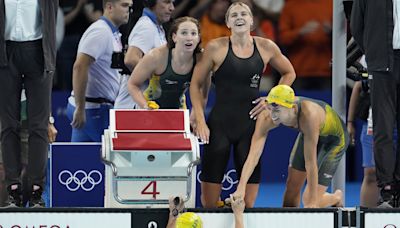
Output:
(232, 85), (349, 208)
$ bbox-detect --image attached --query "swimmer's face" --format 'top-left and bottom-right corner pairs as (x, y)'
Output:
(172, 21), (200, 52)
(226, 3), (253, 33)
(267, 103), (292, 125)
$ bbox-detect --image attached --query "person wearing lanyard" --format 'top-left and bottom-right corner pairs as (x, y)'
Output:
(114, 0), (175, 109)
(67, 0), (132, 142)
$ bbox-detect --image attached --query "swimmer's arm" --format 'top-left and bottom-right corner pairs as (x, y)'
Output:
(124, 46), (143, 71)
(166, 214), (177, 228)
(190, 42), (215, 125)
(236, 111), (276, 193)
(128, 49), (161, 109)
(268, 41), (296, 86)
(195, 53), (212, 109)
(231, 194), (245, 228)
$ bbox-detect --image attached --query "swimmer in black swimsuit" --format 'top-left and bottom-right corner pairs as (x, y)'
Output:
(129, 17), (206, 110)
(190, 2), (296, 208)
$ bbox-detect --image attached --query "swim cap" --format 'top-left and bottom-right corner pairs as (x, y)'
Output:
(266, 85), (295, 108)
(176, 212), (203, 228)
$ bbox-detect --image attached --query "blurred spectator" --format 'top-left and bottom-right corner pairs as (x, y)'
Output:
(252, 0), (283, 23)
(124, 0), (175, 71)
(56, 7), (65, 50)
(279, 0), (333, 91)
(116, 0), (175, 109)
(347, 80), (379, 207)
(172, 0), (197, 18)
(67, 0), (132, 142)
(238, 0), (276, 41)
(189, 0), (231, 46)
(56, 0), (102, 91)
(119, 0), (144, 48)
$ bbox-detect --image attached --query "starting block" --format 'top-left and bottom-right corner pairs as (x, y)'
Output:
(102, 109), (200, 208)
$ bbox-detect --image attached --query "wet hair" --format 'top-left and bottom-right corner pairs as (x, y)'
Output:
(225, 2), (253, 24)
(167, 16), (202, 53)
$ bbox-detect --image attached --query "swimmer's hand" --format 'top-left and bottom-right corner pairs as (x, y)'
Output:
(250, 97), (267, 120)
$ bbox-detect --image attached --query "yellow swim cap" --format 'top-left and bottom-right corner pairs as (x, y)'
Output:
(266, 85), (295, 108)
(176, 212), (203, 228)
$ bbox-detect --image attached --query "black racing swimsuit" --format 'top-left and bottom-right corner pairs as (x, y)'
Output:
(144, 49), (195, 109)
(201, 38), (265, 183)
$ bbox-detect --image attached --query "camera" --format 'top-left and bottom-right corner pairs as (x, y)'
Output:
(111, 51), (131, 75)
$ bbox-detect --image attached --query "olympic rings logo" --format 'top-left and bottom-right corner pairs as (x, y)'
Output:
(197, 169), (238, 191)
(58, 170), (102, 192)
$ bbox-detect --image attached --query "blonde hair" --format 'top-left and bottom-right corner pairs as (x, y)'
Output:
(225, 2), (253, 24)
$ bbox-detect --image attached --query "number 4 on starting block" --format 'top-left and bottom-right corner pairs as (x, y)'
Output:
(141, 181), (160, 199)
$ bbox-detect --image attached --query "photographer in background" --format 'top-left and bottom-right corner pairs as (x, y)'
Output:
(66, 0), (132, 142)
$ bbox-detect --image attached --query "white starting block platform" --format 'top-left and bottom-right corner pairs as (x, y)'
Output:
(102, 109), (200, 208)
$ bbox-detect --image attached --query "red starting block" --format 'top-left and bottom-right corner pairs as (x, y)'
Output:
(102, 109), (200, 208)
